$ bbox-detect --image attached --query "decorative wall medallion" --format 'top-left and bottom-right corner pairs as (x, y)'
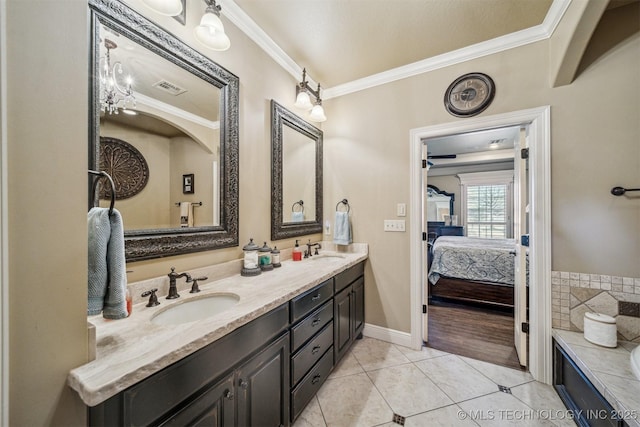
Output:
(444, 72), (495, 117)
(99, 136), (149, 199)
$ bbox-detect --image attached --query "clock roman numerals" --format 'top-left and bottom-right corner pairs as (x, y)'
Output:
(444, 73), (495, 117)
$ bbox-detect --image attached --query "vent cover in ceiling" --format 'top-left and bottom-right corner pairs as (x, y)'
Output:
(152, 80), (187, 96)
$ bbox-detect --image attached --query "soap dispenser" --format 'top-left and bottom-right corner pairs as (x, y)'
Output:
(293, 240), (302, 261)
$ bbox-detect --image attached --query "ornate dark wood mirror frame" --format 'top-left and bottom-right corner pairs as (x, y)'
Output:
(271, 100), (323, 240)
(88, 0), (239, 261)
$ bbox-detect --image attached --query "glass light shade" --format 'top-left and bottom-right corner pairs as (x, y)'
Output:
(294, 91), (313, 110)
(194, 25), (231, 51)
(309, 104), (327, 122)
(200, 11), (225, 32)
(140, 0), (183, 16)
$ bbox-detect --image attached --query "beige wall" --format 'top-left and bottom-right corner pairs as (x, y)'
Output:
(4, 0), (638, 424)
(6, 1), (89, 425)
(323, 9), (639, 332)
(100, 121), (173, 229)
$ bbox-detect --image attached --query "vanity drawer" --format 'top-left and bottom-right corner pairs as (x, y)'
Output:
(291, 321), (333, 386)
(290, 279), (333, 323)
(334, 261), (364, 293)
(291, 300), (333, 351)
(291, 346), (334, 421)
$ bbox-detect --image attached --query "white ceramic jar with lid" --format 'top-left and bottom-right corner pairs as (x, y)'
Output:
(583, 312), (617, 348)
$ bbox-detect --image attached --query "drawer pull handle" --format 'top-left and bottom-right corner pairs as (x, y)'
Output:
(311, 294), (321, 301)
(311, 345), (321, 354)
(239, 379), (248, 389)
(225, 390), (234, 400)
(311, 374), (321, 385)
(311, 318), (321, 326)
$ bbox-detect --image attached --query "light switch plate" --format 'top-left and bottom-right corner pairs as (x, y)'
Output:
(397, 203), (406, 217)
(384, 220), (406, 232)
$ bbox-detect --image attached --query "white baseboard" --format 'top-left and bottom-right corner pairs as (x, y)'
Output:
(362, 323), (414, 348)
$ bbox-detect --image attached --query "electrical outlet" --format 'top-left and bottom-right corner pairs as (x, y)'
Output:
(384, 220), (406, 232)
(397, 203), (406, 217)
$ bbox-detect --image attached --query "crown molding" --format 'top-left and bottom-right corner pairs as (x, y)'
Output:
(223, 0), (571, 100)
(222, 0), (318, 88)
(136, 93), (220, 130)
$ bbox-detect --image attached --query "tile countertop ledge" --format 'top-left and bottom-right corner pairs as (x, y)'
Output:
(68, 244), (368, 407)
(552, 329), (640, 427)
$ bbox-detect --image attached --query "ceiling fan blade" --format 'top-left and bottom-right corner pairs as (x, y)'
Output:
(427, 154), (457, 159)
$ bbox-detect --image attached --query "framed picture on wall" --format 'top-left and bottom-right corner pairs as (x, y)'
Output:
(183, 174), (194, 194)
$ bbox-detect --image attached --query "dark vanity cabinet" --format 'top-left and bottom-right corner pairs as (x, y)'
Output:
(334, 262), (365, 364)
(160, 374), (235, 426)
(162, 333), (290, 427)
(289, 279), (335, 421)
(236, 333), (290, 427)
(87, 261), (366, 427)
(88, 304), (290, 427)
(553, 340), (628, 427)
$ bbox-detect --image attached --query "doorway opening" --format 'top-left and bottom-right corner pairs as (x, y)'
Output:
(409, 106), (552, 384)
(423, 124), (528, 371)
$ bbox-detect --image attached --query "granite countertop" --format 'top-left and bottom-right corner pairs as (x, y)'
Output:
(552, 329), (640, 427)
(68, 244), (368, 407)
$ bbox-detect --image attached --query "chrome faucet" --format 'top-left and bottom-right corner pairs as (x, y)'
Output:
(305, 240), (322, 258)
(167, 267), (191, 299)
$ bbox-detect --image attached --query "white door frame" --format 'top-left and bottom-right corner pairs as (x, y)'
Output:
(409, 106), (552, 384)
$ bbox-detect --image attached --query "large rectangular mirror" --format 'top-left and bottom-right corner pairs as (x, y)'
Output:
(271, 100), (323, 240)
(89, 0), (239, 261)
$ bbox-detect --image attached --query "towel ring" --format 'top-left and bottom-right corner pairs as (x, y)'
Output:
(291, 200), (304, 213)
(335, 199), (350, 213)
(89, 170), (115, 216)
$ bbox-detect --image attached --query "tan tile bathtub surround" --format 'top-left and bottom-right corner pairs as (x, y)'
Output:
(552, 271), (640, 342)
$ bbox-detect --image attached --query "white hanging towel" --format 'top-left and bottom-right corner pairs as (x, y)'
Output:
(87, 207), (128, 319)
(180, 201), (193, 227)
(291, 211), (304, 222)
(333, 211), (352, 245)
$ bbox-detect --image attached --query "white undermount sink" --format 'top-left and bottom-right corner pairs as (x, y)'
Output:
(311, 252), (346, 260)
(151, 293), (240, 326)
(631, 346), (640, 381)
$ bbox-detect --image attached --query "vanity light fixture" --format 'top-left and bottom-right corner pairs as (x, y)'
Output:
(295, 68), (327, 122)
(194, 0), (231, 51)
(140, 0), (183, 16)
(99, 39), (136, 115)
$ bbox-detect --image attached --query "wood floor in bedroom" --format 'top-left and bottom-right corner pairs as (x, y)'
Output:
(426, 301), (525, 371)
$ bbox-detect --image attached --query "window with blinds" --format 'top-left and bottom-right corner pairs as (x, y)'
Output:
(466, 184), (508, 238)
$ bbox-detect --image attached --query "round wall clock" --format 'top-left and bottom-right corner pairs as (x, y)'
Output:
(444, 73), (495, 117)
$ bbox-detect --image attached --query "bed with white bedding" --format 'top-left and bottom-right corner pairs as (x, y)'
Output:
(428, 236), (517, 309)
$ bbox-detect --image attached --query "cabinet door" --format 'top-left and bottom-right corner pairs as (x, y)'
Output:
(334, 286), (353, 364)
(352, 277), (365, 339)
(160, 374), (235, 427)
(236, 332), (290, 427)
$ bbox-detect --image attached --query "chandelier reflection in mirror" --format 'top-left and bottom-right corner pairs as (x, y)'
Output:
(99, 38), (136, 115)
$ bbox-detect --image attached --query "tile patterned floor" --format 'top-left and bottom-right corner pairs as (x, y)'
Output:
(293, 337), (572, 427)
